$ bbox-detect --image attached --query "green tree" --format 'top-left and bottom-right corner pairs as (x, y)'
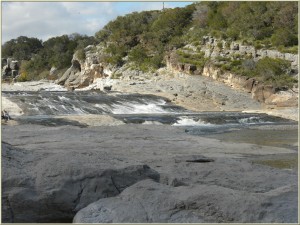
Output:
(2, 36), (43, 60)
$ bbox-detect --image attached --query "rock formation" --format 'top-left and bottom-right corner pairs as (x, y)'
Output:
(1, 58), (20, 79)
(165, 36), (298, 109)
(200, 64), (298, 108)
(2, 142), (159, 222)
(56, 45), (109, 89)
(74, 179), (297, 223)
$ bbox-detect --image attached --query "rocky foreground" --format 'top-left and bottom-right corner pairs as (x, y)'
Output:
(2, 122), (298, 223)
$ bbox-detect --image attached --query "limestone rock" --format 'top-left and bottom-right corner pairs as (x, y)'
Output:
(1, 58), (20, 78)
(251, 84), (275, 103)
(74, 179), (297, 223)
(243, 78), (256, 92)
(49, 67), (58, 76)
(2, 65), (12, 77)
(11, 70), (19, 77)
(231, 43), (239, 50)
(2, 142), (159, 222)
(10, 60), (20, 70)
(2, 58), (7, 67)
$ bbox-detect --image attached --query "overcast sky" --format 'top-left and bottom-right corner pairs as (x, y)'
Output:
(2, 1), (194, 44)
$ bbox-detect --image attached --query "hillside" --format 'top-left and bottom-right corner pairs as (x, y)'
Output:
(2, 2), (298, 90)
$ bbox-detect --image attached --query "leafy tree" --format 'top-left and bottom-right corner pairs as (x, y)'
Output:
(271, 28), (298, 47)
(2, 36), (43, 60)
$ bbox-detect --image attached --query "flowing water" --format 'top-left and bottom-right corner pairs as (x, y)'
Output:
(2, 90), (298, 150)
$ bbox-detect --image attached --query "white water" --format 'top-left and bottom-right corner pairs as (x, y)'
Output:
(111, 100), (168, 114)
(238, 116), (273, 125)
(173, 116), (212, 126)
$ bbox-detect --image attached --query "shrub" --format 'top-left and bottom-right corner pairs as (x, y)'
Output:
(17, 71), (29, 82)
(254, 57), (296, 88)
(76, 49), (86, 61)
(217, 42), (223, 49)
(271, 28), (298, 47)
(111, 72), (122, 79)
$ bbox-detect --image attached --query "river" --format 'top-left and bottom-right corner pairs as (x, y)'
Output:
(2, 90), (298, 150)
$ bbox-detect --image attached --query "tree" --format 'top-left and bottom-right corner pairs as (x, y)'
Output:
(2, 36), (43, 60)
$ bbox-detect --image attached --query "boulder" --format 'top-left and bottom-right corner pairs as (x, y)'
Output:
(10, 60), (19, 70)
(74, 179), (297, 223)
(251, 84), (275, 102)
(49, 67), (58, 76)
(2, 58), (7, 67)
(231, 43), (239, 51)
(56, 60), (82, 86)
(243, 78), (256, 92)
(2, 142), (159, 223)
(11, 70), (18, 77)
(2, 65), (11, 77)
(1, 59), (20, 78)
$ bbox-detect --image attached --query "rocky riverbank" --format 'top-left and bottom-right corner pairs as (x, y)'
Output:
(2, 70), (298, 121)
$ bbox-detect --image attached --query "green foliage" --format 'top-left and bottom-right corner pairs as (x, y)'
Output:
(2, 36), (43, 60)
(128, 45), (163, 72)
(219, 57), (297, 88)
(255, 57), (290, 79)
(217, 42), (223, 49)
(111, 72), (122, 79)
(75, 48), (86, 61)
(128, 45), (148, 64)
(95, 5), (195, 68)
(2, 34), (96, 81)
(177, 50), (207, 70)
(190, 1), (298, 47)
(271, 28), (298, 47)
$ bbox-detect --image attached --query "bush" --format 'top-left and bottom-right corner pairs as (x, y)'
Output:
(271, 28), (298, 47)
(111, 72), (122, 79)
(217, 42), (223, 49)
(17, 71), (29, 82)
(254, 57), (296, 87)
(75, 49), (86, 61)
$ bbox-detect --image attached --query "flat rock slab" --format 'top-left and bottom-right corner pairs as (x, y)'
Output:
(2, 124), (298, 223)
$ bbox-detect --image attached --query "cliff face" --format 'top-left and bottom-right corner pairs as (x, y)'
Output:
(56, 36), (298, 109)
(56, 45), (109, 89)
(199, 36), (298, 71)
(166, 53), (298, 109)
(1, 58), (20, 80)
(201, 64), (298, 109)
(165, 36), (298, 109)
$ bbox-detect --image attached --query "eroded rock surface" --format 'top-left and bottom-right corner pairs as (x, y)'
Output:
(2, 124), (297, 223)
(74, 179), (297, 223)
(2, 141), (159, 222)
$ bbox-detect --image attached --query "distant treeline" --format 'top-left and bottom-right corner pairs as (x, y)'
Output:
(2, 34), (96, 80)
(1, 1), (298, 80)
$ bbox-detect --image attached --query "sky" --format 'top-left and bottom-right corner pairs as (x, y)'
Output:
(1, 1), (194, 44)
